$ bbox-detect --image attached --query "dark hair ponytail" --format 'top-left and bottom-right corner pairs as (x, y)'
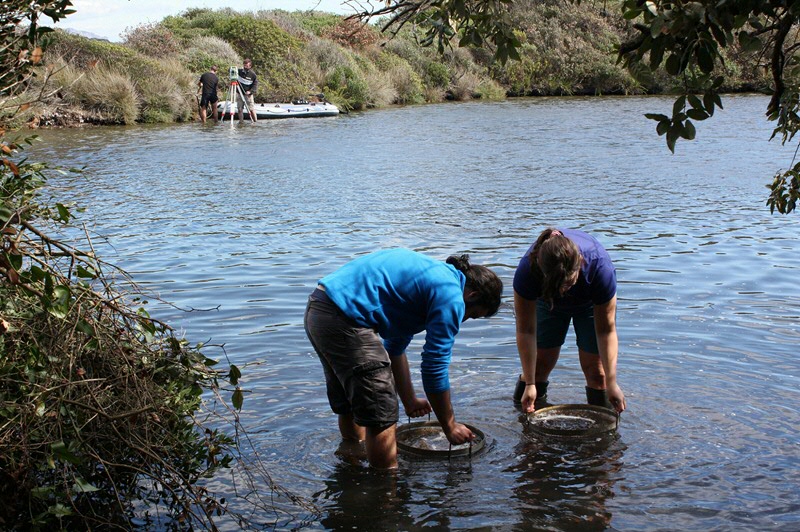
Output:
(447, 254), (503, 317)
(529, 228), (581, 305)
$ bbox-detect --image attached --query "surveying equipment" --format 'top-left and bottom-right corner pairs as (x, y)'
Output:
(224, 65), (255, 127)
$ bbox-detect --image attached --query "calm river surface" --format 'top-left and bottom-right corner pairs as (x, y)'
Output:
(29, 95), (799, 531)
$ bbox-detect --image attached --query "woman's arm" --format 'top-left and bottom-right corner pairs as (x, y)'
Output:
(390, 354), (432, 418)
(426, 389), (474, 444)
(593, 296), (626, 412)
(514, 290), (539, 412)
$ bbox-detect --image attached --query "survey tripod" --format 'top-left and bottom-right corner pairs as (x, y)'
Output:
(225, 66), (255, 127)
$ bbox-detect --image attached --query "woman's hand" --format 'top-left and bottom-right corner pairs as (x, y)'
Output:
(608, 382), (626, 413)
(521, 384), (538, 413)
(443, 422), (475, 445)
(404, 397), (432, 418)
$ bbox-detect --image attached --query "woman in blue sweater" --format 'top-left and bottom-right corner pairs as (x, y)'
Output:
(305, 248), (503, 469)
(512, 228), (626, 414)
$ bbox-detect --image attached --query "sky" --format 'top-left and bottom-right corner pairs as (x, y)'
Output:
(56, 0), (363, 41)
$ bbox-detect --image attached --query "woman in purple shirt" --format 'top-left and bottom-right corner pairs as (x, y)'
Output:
(512, 228), (626, 414)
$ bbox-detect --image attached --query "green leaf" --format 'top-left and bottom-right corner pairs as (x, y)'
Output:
(55, 203), (70, 223)
(76, 265), (97, 279)
(681, 120), (697, 140)
(51, 441), (82, 465)
(5, 252), (22, 271)
(48, 285), (71, 318)
(48, 503), (74, 518)
(665, 53), (682, 76)
(666, 127), (679, 152)
(645, 113), (669, 121)
(29, 265), (46, 282)
(76, 319), (94, 336)
(672, 95), (686, 116)
(229, 364), (241, 386)
(73, 477), (101, 493)
(649, 42), (665, 70)
(232, 388), (244, 410)
(687, 109), (709, 120)
(696, 45), (714, 73)
(703, 92), (717, 116)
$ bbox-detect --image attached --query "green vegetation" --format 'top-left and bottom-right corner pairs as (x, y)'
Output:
(1, 2), (315, 528)
(8, 3), (769, 128)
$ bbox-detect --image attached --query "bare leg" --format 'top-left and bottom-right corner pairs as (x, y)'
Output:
(365, 424), (397, 469)
(535, 346), (562, 382)
(578, 348), (606, 389)
(199, 106), (207, 124)
(338, 413), (365, 441)
(211, 103), (219, 123)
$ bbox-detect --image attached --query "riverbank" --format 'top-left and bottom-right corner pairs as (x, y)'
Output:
(5, 4), (769, 130)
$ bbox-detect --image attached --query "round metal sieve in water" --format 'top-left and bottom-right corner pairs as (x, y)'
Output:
(526, 404), (618, 438)
(396, 420), (486, 458)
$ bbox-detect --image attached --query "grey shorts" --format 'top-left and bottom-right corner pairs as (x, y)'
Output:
(536, 299), (599, 354)
(304, 288), (399, 428)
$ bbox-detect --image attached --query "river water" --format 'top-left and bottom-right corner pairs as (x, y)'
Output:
(28, 94), (799, 530)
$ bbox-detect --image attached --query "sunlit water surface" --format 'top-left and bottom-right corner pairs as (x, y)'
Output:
(29, 95), (799, 530)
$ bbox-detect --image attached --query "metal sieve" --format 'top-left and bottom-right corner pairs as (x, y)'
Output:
(526, 404), (619, 438)
(396, 420), (486, 458)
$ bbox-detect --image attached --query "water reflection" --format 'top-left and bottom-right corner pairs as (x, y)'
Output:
(314, 465), (415, 531)
(509, 426), (625, 531)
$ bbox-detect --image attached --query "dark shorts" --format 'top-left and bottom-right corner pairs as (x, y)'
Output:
(304, 288), (399, 428)
(200, 93), (218, 107)
(537, 299), (599, 354)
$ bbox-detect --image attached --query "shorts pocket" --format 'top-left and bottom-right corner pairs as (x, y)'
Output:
(350, 360), (398, 427)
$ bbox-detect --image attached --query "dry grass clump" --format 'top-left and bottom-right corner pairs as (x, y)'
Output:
(363, 69), (397, 108)
(136, 58), (194, 122)
(69, 67), (140, 124)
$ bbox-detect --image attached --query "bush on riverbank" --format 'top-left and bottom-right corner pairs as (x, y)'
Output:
(1, 4), (317, 528)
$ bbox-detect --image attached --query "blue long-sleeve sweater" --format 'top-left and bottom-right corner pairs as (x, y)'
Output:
(319, 248), (466, 394)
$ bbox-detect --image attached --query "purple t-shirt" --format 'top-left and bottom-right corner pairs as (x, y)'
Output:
(513, 229), (616, 309)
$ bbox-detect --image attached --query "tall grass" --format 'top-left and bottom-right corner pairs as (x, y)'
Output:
(70, 67), (139, 124)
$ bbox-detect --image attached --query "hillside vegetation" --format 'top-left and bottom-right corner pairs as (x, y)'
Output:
(6, 3), (768, 127)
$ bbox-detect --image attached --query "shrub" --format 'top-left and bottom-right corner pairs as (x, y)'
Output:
(324, 64), (370, 110)
(287, 11), (342, 37)
(323, 18), (381, 49)
(122, 22), (181, 59)
(424, 61), (451, 89)
(182, 35), (242, 75)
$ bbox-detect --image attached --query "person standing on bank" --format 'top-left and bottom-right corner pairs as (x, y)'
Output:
(305, 248), (503, 469)
(197, 65), (219, 124)
(512, 228), (626, 414)
(236, 58), (257, 123)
